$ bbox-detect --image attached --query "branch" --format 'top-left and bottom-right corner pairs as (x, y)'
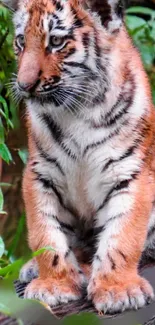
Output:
(0, 313), (19, 325)
(14, 254), (155, 321)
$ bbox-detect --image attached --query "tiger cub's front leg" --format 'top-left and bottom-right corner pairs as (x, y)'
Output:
(22, 165), (86, 306)
(88, 169), (155, 314)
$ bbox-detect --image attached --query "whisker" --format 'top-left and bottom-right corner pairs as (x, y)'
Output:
(58, 88), (87, 115)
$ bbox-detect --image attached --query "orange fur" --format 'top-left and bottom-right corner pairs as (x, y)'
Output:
(13, 0), (155, 312)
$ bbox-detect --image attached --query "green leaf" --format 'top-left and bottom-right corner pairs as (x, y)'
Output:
(0, 237), (5, 258)
(0, 182), (11, 187)
(0, 188), (4, 212)
(64, 312), (101, 325)
(7, 213), (25, 258)
(0, 210), (7, 215)
(0, 258), (24, 277)
(18, 148), (28, 164)
(0, 259), (8, 267)
(17, 320), (24, 325)
(0, 108), (7, 120)
(0, 95), (9, 122)
(126, 6), (155, 16)
(139, 44), (154, 68)
(126, 15), (146, 31)
(0, 303), (11, 315)
(32, 246), (55, 257)
(0, 143), (12, 163)
(0, 117), (4, 143)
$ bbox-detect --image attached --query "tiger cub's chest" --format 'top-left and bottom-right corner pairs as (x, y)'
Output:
(40, 145), (112, 218)
(31, 110), (125, 216)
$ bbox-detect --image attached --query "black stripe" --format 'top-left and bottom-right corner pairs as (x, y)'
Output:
(90, 0), (111, 26)
(55, 25), (66, 31)
(97, 173), (138, 212)
(91, 90), (107, 106)
(46, 214), (73, 234)
(95, 116), (148, 172)
(119, 145), (137, 160)
(64, 61), (97, 79)
(105, 101), (130, 127)
(71, 6), (83, 28)
(102, 213), (123, 230)
(42, 113), (77, 160)
(104, 74), (135, 125)
(104, 95), (122, 122)
(64, 61), (92, 73)
(95, 255), (102, 262)
(52, 254), (59, 267)
(117, 249), (127, 262)
(53, 0), (63, 11)
(62, 67), (72, 75)
(115, 0), (124, 18)
(83, 119), (128, 156)
(102, 145), (137, 173)
(34, 139), (65, 175)
(82, 32), (89, 48)
(40, 154), (65, 175)
(61, 143), (76, 160)
(58, 41), (70, 52)
(94, 30), (102, 69)
(114, 179), (132, 192)
(42, 113), (62, 143)
(59, 221), (74, 233)
(83, 226), (104, 244)
(114, 173), (137, 192)
(49, 20), (53, 31)
(108, 253), (116, 270)
(65, 249), (71, 258)
(64, 47), (76, 58)
(51, 214), (59, 222)
(56, 1), (63, 11)
(39, 201), (77, 231)
(82, 32), (89, 59)
(35, 172), (64, 206)
(52, 13), (59, 21)
(16, 23), (21, 29)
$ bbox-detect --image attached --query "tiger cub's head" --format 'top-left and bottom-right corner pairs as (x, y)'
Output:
(4, 0), (125, 111)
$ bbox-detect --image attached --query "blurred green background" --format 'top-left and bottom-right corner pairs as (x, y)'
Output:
(0, 0), (155, 324)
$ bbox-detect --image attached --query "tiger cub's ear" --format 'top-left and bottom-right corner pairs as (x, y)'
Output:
(1, 0), (19, 11)
(86, 0), (125, 32)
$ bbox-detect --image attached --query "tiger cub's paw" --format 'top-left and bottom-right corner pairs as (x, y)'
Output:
(24, 277), (82, 306)
(19, 258), (39, 283)
(88, 275), (154, 314)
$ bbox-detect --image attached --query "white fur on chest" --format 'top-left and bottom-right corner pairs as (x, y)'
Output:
(27, 89), (144, 218)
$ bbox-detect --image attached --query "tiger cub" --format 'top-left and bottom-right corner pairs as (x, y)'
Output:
(5, 0), (155, 314)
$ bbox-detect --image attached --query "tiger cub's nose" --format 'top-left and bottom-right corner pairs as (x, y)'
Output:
(18, 80), (39, 92)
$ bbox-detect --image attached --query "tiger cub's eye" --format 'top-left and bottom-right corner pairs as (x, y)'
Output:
(49, 36), (65, 47)
(16, 34), (25, 49)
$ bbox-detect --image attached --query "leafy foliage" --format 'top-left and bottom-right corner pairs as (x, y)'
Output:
(0, 4), (17, 216)
(126, 6), (155, 102)
(0, 4), (16, 156)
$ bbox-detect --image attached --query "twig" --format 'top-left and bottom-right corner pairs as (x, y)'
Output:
(0, 1), (15, 12)
(144, 316), (155, 325)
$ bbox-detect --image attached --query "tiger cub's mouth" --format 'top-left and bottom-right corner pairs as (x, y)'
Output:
(16, 81), (64, 105)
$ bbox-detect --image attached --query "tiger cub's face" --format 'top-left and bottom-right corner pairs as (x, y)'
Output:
(13, 0), (123, 111)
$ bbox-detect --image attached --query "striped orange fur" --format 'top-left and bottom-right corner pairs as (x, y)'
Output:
(4, 0), (155, 313)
